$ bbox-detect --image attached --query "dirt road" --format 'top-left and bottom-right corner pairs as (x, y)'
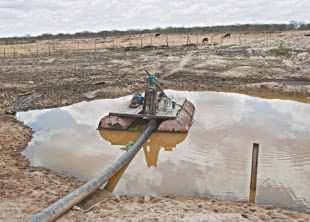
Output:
(0, 34), (309, 221)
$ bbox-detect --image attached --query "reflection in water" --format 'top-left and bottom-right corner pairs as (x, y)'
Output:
(99, 129), (187, 167)
(104, 159), (133, 193)
(249, 189), (256, 204)
(101, 129), (187, 193)
(17, 90), (310, 211)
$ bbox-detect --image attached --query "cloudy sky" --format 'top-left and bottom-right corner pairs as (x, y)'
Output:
(0, 0), (309, 37)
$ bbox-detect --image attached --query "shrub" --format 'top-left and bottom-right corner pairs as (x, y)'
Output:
(27, 39), (36, 44)
(270, 46), (293, 58)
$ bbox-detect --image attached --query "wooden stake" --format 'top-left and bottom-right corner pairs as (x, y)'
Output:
(250, 143), (259, 190)
(249, 189), (256, 204)
(78, 42), (79, 52)
(48, 45), (51, 55)
(187, 35), (191, 44)
(249, 143), (259, 203)
(22, 42), (24, 55)
(196, 33), (198, 45)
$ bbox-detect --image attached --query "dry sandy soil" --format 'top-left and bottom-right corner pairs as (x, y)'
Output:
(0, 32), (310, 221)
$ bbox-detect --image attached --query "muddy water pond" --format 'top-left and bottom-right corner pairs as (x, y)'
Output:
(17, 91), (310, 211)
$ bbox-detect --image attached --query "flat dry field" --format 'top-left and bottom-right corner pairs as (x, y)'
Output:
(0, 30), (310, 221)
(0, 30), (307, 55)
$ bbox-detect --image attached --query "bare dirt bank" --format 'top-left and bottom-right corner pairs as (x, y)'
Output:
(0, 34), (310, 221)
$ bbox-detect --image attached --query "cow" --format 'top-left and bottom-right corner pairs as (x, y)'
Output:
(155, 33), (160, 37)
(223, 33), (231, 38)
(202, 37), (208, 43)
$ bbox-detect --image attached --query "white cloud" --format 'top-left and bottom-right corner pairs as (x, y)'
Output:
(0, 0), (309, 37)
(16, 108), (50, 125)
(61, 95), (131, 126)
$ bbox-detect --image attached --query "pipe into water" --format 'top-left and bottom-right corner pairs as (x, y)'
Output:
(29, 120), (156, 222)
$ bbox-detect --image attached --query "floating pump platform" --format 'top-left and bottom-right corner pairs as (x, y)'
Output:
(98, 71), (195, 133)
(30, 71), (195, 222)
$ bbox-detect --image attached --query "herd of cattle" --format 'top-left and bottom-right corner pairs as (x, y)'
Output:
(155, 33), (231, 43)
(154, 32), (310, 44)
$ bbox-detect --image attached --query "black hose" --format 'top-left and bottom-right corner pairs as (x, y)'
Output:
(29, 120), (156, 222)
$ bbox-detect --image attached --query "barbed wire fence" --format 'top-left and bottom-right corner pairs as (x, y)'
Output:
(0, 31), (309, 58)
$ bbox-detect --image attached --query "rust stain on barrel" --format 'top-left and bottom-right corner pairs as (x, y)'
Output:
(157, 100), (195, 133)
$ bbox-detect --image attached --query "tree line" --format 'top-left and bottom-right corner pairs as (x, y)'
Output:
(1, 21), (309, 44)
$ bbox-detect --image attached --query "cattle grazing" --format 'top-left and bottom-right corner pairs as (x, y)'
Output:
(155, 33), (160, 37)
(223, 33), (231, 38)
(202, 37), (208, 43)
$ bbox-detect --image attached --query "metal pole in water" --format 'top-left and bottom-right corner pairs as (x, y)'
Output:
(249, 143), (259, 203)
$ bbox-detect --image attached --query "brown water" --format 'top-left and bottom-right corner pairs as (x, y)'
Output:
(17, 90), (310, 211)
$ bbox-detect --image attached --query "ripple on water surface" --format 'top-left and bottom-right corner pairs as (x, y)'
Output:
(17, 90), (310, 211)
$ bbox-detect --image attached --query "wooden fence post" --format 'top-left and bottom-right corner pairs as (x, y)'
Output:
(187, 35), (191, 44)
(196, 33), (198, 45)
(3, 48), (5, 57)
(249, 143), (259, 203)
(78, 42), (79, 52)
(48, 45), (51, 55)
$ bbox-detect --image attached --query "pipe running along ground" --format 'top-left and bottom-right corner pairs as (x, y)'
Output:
(29, 120), (156, 222)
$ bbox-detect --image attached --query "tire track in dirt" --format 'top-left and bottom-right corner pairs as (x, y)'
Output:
(161, 51), (194, 79)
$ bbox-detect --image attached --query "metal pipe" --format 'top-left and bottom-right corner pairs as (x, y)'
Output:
(29, 120), (156, 222)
